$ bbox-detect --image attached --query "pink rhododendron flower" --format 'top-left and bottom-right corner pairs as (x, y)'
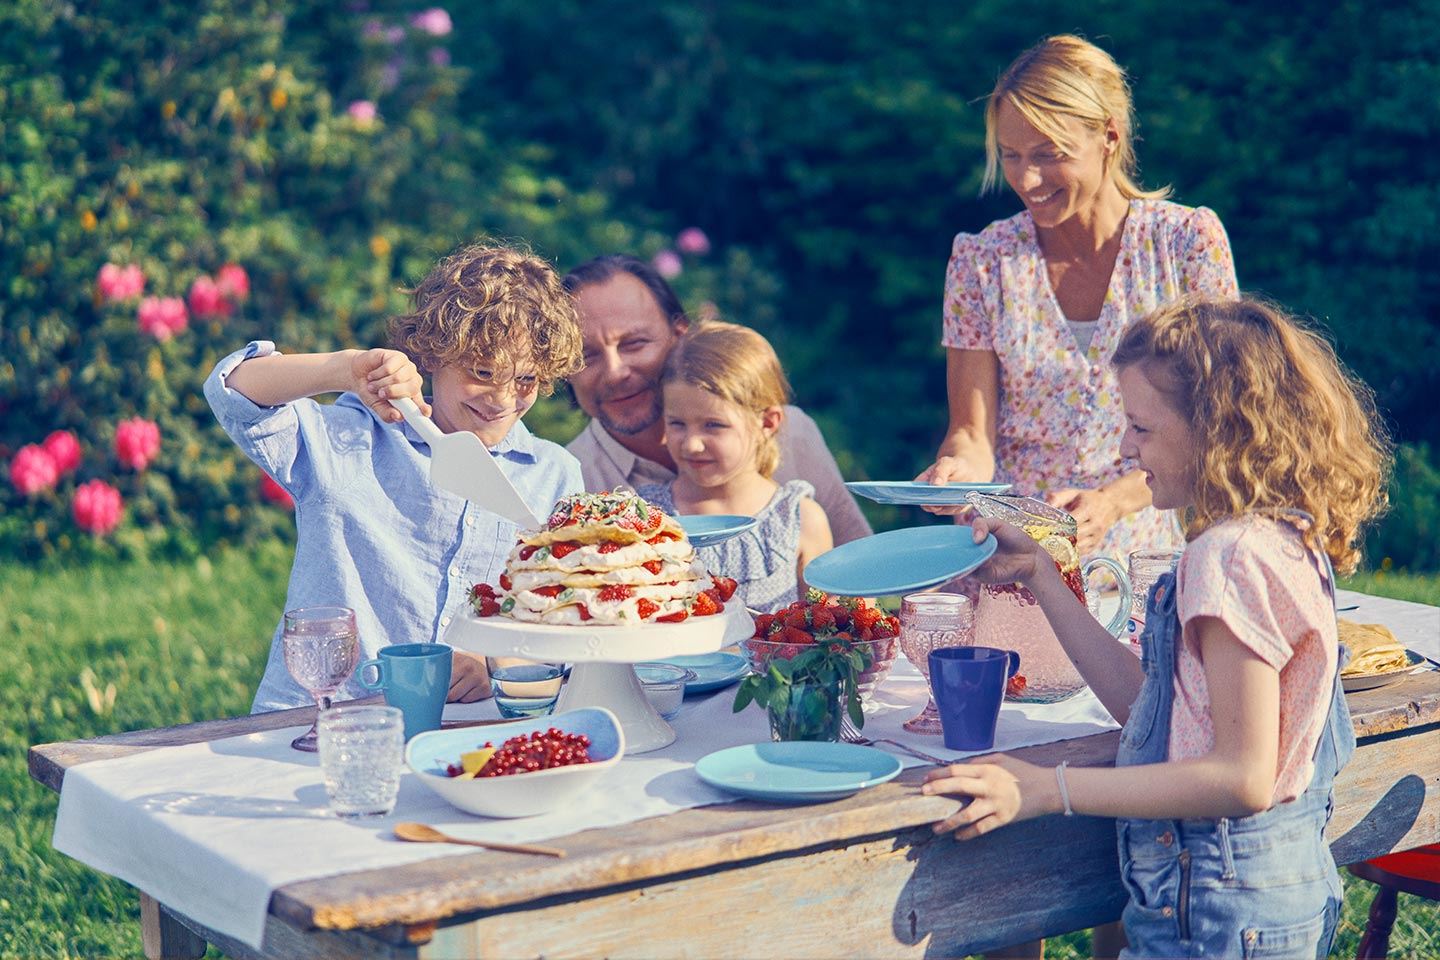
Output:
(137, 296), (188, 341)
(187, 275), (233, 319)
(411, 7), (452, 35)
(347, 100), (378, 124)
(97, 263), (146, 302)
(114, 417), (162, 471)
(651, 249), (683, 279)
(73, 480), (124, 536)
(9, 444), (58, 496)
(43, 430), (83, 475)
(260, 473), (295, 510)
(676, 228), (711, 256)
(216, 263), (250, 302)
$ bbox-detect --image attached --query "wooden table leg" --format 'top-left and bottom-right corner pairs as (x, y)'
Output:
(140, 893), (208, 960)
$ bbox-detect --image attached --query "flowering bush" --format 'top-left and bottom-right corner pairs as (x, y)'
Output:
(0, 0), (740, 563)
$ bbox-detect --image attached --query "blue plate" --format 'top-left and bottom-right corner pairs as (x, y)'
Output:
(803, 524), (998, 597)
(845, 481), (1012, 506)
(658, 652), (750, 695)
(677, 514), (759, 548)
(694, 742), (903, 803)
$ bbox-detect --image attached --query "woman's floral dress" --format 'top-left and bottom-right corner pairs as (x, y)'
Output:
(942, 199), (1238, 561)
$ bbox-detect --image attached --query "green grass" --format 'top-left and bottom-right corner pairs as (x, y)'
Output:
(3, 547), (1438, 958)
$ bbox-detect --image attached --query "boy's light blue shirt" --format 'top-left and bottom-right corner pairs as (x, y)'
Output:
(204, 341), (583, 713)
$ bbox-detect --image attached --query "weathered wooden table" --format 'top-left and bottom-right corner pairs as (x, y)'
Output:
(30, 670), (1440, 960)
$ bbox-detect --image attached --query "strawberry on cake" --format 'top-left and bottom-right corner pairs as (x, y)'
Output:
(471, 490), (738, 626)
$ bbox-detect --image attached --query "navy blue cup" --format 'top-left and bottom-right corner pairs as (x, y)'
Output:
(356, 643), (452, 741)
(928, 646), (1021, 752)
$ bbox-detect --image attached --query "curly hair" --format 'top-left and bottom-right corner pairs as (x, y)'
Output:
(387, 242), (582, 394)
(1112, 297), (1391, 574)
(660, 320), (792, 478)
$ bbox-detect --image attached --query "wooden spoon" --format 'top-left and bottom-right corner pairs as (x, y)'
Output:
(393, 822), (565, 858)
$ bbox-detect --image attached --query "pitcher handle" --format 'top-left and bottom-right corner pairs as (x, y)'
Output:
(1082, 556), (1132, 638)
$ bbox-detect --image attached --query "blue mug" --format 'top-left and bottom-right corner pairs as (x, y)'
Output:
(928, 646), (1021, 752)
(356, 643), (452, 741)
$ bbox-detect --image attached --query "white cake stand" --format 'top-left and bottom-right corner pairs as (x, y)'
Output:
(444, 605), (753, 753)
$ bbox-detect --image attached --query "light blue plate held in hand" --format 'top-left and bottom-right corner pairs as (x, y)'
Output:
(677, 514), (759, 548)
(694, 742), (904, 803)
(802, 524), (998, 597)
(845, 480), (1012, 506)
(657, 652), (750, 695)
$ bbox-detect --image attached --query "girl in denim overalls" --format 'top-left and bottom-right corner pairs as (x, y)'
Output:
(922, 297), (1391, 958)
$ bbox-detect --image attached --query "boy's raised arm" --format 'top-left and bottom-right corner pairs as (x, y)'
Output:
(226, 348), (429, 424)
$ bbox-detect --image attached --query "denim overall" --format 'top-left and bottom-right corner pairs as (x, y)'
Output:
(1115, 520), (1354, 958)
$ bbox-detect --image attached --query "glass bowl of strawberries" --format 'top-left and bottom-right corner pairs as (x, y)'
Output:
(742, 591), (900, 712)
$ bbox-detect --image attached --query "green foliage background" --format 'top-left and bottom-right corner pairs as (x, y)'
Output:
(3, 0), (1438, 569)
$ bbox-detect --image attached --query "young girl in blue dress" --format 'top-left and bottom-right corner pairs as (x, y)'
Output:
(923, 296), (1390, 957)
(637, 321), (833, 612)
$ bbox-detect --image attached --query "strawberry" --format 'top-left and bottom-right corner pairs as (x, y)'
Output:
(779, 626), (814, 645)
(498, 573), (512, 591)
(712, 576), (738, 601)
(518, 545), (539, 561)
(637, 598), (660, 620)
(852, 606), (882, 631)
(765, 618), (786, 638)
(692, 592), (720, 617)
(472, 582), (497, 599)
(784, 608), (809, 629)
(809, 605), (836, 631)
(642, 560), (664, 575)
(534, 585), (563, 598)
(477, 597), (501, 617)
(657, 610), (689, 623)
(550, 541), (579, 559)
(1006, 674), (1028, 698)
(598, 541), (622, 554)
(576, 603), (592, 621)
(598, 584), (632, 603)
(753, 613), (774, 636)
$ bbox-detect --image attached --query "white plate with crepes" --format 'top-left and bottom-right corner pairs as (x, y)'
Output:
(1340, 651), (1426, 693)
(444, 602), (754, 663)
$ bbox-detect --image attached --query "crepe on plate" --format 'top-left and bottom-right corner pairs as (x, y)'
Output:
(1338, 619), (1408, 677)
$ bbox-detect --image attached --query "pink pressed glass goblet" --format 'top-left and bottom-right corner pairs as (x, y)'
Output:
(282, 606), (361, 752)
(898, 592), (973, 734)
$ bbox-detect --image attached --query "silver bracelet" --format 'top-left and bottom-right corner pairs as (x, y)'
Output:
(1055, 760), (1075, 817)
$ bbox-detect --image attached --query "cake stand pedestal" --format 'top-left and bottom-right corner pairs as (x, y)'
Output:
(444, 606), (752, 753)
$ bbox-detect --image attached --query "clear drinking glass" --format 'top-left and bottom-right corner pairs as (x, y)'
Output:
(282, 606), (361, 752)
(1124, 549), (1184, 647)
(899, 592), (974, 734)
(490, 663), (564, 719)
(316, 705), (404, 818)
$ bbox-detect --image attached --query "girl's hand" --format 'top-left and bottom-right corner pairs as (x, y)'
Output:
(448, 650), (492, 702)
(968, 517), (1048, 586)
(915, 456), (983, 516)
(349, 348), (430, 423)
(1045, 487), (1118, 555)
(920, 754), (1057, 839)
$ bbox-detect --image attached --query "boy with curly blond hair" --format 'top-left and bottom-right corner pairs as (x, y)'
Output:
(205, 242), (584, 713)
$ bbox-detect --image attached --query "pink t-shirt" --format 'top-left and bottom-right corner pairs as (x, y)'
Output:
(1172, 515), (1337, 803)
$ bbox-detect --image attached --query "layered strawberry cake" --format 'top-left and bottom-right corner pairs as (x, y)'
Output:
(471, 490), (737, 626)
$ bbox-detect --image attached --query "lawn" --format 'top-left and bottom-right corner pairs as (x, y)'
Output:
(3, 545), (1437, 958)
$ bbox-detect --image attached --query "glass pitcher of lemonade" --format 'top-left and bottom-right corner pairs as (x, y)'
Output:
(965, 492), (1132, 702)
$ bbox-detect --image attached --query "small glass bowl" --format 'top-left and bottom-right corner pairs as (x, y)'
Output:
(633, 662), (696, 720)
(740, 635), (899, 711)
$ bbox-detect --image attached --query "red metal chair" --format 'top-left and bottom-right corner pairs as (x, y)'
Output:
(1348, 844), (1440, 959)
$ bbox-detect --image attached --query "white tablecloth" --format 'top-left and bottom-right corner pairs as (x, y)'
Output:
(50, 590), (1437, 950)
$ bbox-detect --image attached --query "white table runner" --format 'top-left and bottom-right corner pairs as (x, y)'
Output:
(50, 589), (1437, 950)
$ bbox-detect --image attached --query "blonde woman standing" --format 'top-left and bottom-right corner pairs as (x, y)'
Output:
(920, 35), (1238, 561)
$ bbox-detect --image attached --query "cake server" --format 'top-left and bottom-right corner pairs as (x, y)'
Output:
(390, 396), (544, 529)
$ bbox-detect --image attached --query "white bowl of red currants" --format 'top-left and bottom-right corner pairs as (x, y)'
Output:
(405, 707), (625, 818)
